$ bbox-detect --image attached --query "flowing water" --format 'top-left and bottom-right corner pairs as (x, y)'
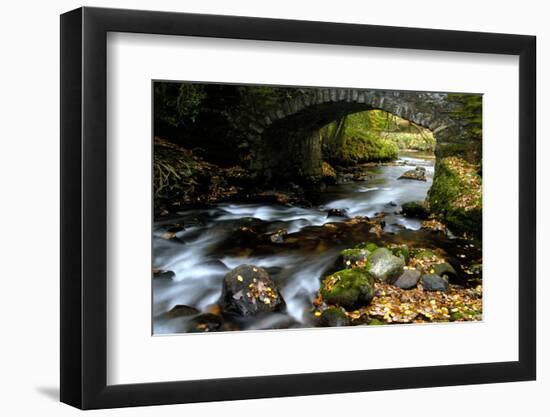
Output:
(153, 152), (480, 334)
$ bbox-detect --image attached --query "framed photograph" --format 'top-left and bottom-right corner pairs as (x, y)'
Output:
(60, 6), (536, 409)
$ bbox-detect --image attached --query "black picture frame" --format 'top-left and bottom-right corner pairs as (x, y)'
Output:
(60, 6), (536, 410)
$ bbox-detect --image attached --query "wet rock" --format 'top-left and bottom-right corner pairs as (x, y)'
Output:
(233, 226), (260, 245)
(420, 274), (449, 292)
(167, 304), (200, 318)
(320, 269), (375, 309)
(219, 265), (285, 316)
(318, 307), (350, 327)
(366, 248), (405, 284)
(189, 313), (223, 332)
(153, 269), (175, 280)
(326, 208), (348, 218)
(387, 201), (398, 207)
(268, 229), (287, 244)
(165, 223), (185, 233)
(432, 262), (457, 279)
(393, 269), (421, 289)
(399, 166), (427, 181)
(401, 201), (430, 218)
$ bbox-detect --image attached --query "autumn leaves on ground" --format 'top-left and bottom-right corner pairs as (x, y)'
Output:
(152, 83), (482, 334)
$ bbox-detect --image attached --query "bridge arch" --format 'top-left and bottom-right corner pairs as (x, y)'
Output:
(244, 88), (478, 181)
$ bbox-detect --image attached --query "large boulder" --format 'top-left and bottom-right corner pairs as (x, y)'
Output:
(398, 166), (427, 181)
(219, 265), (285, 316)
(320, 269), (375, 309)
(393, 269), (421, 289)
(366, 248), (405, 283)
(420, 274), (449, 292)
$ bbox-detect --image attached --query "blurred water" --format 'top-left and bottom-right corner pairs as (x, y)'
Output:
(153, 153), (435, 333)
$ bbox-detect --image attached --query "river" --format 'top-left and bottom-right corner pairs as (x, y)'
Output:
(153, 152), (480, 334)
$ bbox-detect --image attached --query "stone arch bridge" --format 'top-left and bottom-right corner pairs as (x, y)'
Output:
(242, 88), (480, 181)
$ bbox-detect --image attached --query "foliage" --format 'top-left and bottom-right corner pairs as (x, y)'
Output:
(329, 112), (400, 164)
(381, 132), (435, 152)
(428, 156), (482, 236)
(446, 93), (483, 139)
(314, 243), (482, 324)
(154, 83), (206, 130)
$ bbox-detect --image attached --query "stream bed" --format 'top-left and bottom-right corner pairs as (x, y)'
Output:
(153, 152), (481, 334)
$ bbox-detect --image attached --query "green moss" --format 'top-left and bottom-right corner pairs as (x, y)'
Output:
(428, 156), (482, 236)
(320, 269), (375, 309)
(388, 244), (410, 264)
(339, 131), (399, 164)
(411, 249), (437, 260)
(446, 94), (483, 140)
(367, 318), (385, 326)
(318, 307), (350, 327)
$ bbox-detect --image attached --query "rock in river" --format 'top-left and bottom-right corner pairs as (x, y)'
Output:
(338, 242), (378, 269)
(366, 248), (405, 284)
(398, 166), (427, 181)
(420, 274), (449, 292)
(318, 307), (350, 327)
(393, 269), (421, 289)
(326, 208), (348, 218)
(219, 265), (285, 316)
(268, 229), (287, 244)
(320, 269), (375, 309)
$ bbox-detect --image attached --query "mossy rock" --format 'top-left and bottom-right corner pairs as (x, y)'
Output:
(339, 248), (370, 268)
(368, 318), (385, 326)
(401, 201), (430, 219)
(366, 248), (405, 283)
(318, 307), (350, 327)
(388, 244), (410, 264)
(320, 269), (375, 309)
